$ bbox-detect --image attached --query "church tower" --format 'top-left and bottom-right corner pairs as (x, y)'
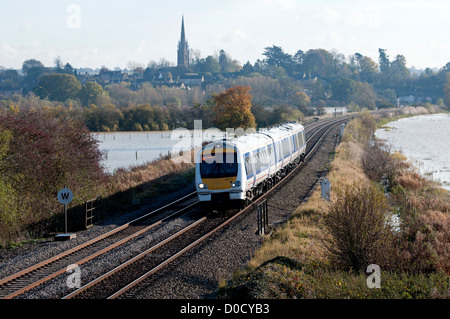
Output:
(177, 15), (189, 68)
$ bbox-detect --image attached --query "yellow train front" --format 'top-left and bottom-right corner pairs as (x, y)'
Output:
(195, 141), (245, 204)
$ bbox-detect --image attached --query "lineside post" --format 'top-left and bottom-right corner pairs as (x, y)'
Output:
(56, 186), (76, 241)
(257, 199), (268, 236)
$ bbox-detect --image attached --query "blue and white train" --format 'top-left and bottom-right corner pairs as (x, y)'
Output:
(195, 122), (306, 205)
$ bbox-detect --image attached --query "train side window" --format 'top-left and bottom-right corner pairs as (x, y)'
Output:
(255, 151), (260, 172)
(275, 141), (282, 162)
(252, 152), (258, 173)
(300, 131), (305, 145)
(245, 155), (254, 176)
(258, 149), (268, 170)
(268, 145), (275, 166)
(282, 138), (290, 158)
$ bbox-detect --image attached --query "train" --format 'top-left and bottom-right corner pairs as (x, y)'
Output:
(195, 122), (306, 206)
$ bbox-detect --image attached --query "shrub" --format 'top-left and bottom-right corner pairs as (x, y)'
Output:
(0, 109), (108, 244)
(323, 182), (397, 271)
(421, 210), (450, 274)
(343, 111), (376, 144)
(0, 127), (21, 245)
(361, 142), (395, 183)
(396, 171), (425, 190)
(395, 189), (450, 274)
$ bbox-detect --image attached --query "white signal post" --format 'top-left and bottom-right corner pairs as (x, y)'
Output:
(56, 187), (76, 241)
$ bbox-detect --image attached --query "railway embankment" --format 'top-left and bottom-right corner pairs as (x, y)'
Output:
(0, 151), (196, 263)
(0, 107), (197, 250)
(218, 108), (450, 299)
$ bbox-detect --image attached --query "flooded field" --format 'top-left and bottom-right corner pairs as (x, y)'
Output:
(375, 113), (450, 191)
(93, 129), (225, 174)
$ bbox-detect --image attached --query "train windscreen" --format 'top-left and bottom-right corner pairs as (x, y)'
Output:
(200, 152), (238, 178)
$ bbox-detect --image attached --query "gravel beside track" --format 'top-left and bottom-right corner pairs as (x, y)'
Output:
(119, 124), (342, 299)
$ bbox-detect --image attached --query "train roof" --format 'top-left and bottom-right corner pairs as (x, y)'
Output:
(201, 122), (304, 153)
(258, 122), (304, 139)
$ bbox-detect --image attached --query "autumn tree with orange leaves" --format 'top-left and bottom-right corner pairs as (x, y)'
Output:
(213, 85), (256, 130)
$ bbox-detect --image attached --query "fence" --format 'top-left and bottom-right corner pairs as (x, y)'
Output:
(85, 196), (102, 229)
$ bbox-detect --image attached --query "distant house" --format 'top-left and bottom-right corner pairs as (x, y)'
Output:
(179, 73), (204, 86)
(400, 95), (414, 104)
(154, 71), (175, 85)
(100, 70), (127, 84)
(323, 107), (348, 115)
(77, 72), (95, 84)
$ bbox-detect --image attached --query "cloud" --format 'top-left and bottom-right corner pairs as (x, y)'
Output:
(315, 7), (341, 26)
(345, 5), (381, 29)
(222, 29), (248, 43)
(1, 43), (18, 56)
(135, 40), (149, 55)
(0, 43), (22, 68)
(263, 0), (295, 11)
(315, 4), (381, 29)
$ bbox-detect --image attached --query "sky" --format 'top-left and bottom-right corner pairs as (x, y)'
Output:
(1, 0), (450, 70)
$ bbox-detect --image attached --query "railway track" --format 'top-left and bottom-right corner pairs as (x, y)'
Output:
(0, 116), (349, 299)
(63, 116), (350, 299)
(0, 192), (199, 299)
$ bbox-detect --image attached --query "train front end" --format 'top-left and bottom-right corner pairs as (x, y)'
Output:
(195, 142), (245, 203)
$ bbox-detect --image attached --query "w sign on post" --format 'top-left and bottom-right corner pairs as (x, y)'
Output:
(58, 188), (73, 205)
(55, 187), (76, 241)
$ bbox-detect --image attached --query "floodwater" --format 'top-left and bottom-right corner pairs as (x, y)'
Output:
(93, 129), (225, 174)
(375, 113), (450, 191)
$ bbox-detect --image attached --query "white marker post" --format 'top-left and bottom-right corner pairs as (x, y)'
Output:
(321, 178), (331, 201)
(55, 187), (76, 241)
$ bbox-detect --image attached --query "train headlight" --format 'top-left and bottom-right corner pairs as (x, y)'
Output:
(198, 183), (207, 189)
(232, 181), (241, 188)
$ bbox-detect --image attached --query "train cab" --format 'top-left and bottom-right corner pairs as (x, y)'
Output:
(195, 141), (245, 202)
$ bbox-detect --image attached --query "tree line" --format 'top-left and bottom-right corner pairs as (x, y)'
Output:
(1, 47), (450, 133)
(0, 83), (303, 132)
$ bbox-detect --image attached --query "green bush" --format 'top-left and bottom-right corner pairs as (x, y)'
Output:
(323, 182), (397, 271)
(0, 110), (108, 245)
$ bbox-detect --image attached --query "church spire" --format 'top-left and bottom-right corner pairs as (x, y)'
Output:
(177, 15), (189, 68)
(180, 15), (186, 45)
